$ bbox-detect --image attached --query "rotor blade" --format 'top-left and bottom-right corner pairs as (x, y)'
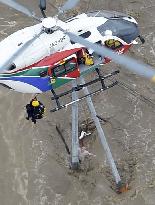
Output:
(0, 0), (40, 21)
(0, 31), (43, 72)
(39, 0), (46, 11)
(66, 31), (155, 81)
(59, 0), (80, 13)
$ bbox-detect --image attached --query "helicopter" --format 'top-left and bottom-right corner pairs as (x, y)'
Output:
(0, 0), (155, 103)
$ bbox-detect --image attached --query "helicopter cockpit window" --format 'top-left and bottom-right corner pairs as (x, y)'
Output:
(97, 19), (139, 44)
(104, 39), (122, 49)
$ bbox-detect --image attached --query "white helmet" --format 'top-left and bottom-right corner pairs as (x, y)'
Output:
(104, 30), (113, 36)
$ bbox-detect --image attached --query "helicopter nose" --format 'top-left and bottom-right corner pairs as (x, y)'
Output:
(115, 18), (140, 44)
(87, 10), (141, 44)
(97, 17), (140, 44)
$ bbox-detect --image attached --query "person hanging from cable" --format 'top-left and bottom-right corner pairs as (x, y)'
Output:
(26, 97), (46, 124)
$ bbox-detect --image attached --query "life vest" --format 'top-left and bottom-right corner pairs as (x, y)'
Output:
(83, 53), (94, 66)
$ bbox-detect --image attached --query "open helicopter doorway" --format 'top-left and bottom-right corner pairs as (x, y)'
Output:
(47, 48), (95, 89)
(47, 53), (80, 89)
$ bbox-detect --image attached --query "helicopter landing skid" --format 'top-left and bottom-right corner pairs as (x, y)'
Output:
(50, 69), (120, 112)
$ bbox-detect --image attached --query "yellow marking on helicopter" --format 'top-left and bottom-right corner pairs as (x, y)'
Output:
(50, 77), (56, 84)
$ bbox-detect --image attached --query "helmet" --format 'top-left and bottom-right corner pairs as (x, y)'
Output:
(32, 100), (39, 107)
(104, 30), (113, 36)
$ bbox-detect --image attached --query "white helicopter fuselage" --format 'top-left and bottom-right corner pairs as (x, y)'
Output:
(0, 10), (140, 93)
(0, 21), (70, 71)
(0, 12), (137, 72)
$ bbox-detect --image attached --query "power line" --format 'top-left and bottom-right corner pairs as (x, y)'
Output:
(117, 81), (155, 109)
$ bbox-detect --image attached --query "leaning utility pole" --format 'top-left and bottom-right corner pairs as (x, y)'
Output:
(71, 80), (80, 169)
(80, 77), (122, 189)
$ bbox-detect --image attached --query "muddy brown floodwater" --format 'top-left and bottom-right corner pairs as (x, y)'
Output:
(0, 0), (155, 204)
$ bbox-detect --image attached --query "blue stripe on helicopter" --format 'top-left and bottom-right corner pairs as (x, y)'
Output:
(0, 76), (52, 91)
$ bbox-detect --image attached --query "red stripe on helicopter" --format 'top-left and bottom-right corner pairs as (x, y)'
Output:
(11, 47), (83, 74)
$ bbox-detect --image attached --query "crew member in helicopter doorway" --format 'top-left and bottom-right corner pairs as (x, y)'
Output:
(26, 97), (46, 124)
